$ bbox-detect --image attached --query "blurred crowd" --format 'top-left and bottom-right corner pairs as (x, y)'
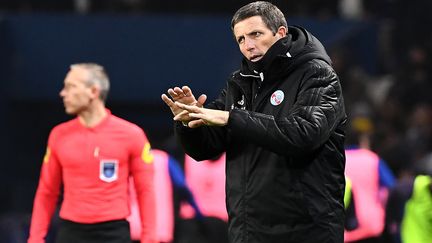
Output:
(332, 0), (432, 180)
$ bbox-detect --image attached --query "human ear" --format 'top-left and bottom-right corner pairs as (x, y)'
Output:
(276, 26), (287, 38)
(90, 85), (100, 100)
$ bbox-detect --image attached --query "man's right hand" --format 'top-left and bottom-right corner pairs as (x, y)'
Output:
(161, 86), (207, 124)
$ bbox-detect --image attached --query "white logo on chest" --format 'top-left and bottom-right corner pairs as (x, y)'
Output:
(270, 90), (284, 106)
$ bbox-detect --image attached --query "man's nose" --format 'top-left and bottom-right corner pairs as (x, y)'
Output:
(244, 37), (255, 50)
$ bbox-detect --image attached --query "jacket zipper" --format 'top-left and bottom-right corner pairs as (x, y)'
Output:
(230, 77), (252, 241)
(252, 72), (264, 111)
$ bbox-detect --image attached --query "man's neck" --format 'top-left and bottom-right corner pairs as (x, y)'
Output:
(78, 103), (107, 128)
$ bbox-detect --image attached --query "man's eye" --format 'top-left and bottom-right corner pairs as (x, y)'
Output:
(254, 32), (261, 37)
(64, 84), (75, 90)
(237, 37), (244, 44)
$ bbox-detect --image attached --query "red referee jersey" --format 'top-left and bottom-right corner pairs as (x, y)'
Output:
(28, 110), (156, 243)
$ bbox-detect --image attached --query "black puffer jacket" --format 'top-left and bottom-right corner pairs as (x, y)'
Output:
(176, 26), (347, 243)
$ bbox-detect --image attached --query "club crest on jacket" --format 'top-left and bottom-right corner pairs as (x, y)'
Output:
(270, 90), (284, 106)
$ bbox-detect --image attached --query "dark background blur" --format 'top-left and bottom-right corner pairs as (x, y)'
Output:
(1, 0), (432, 242)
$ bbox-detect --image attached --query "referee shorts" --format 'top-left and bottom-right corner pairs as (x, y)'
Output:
(56, 218), (132, 243)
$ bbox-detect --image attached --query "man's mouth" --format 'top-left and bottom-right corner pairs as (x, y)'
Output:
(250, 55), (263, 62)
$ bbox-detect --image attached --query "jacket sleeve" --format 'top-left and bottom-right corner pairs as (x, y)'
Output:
(174, 86), (228, 161)
(28, 131), (62, 243)
(129, 129), (157, 243)
(228, 61), (346, 156)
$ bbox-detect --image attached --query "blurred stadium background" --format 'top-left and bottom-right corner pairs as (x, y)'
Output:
(1, 0), (432, 242)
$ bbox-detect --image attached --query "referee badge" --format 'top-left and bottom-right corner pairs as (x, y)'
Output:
(100, 160), (119, 182)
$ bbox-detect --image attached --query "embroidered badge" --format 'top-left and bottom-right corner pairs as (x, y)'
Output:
(100, 160), (119, 182)
(270, 90), (284, 106)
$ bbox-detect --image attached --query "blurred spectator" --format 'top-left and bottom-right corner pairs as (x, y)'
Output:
(74, 0), (90, 14)
(387, 45), (432, 113)
(128, 149), (203, 243)
(385, 153), (432, 243)
(344, 119), (396, 242)
(180, 153), (227, 222)
(338, 0), (364, 20)
(404, 104), (432, 162)
(177, 153), (228, 243)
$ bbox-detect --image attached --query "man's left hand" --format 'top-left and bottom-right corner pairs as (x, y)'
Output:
(174, 102), (229, 128)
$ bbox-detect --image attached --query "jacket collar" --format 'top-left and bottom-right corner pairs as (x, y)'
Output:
(237, 26), (331, 84)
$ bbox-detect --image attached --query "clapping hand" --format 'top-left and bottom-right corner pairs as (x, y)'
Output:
(174, 102), (229, 128)
(161, 86), (207, 126)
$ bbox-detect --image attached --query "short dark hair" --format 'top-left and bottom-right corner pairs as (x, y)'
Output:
(231, 1), (287, 34)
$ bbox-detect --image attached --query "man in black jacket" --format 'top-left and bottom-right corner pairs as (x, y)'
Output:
(161, 1), (346, 242)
